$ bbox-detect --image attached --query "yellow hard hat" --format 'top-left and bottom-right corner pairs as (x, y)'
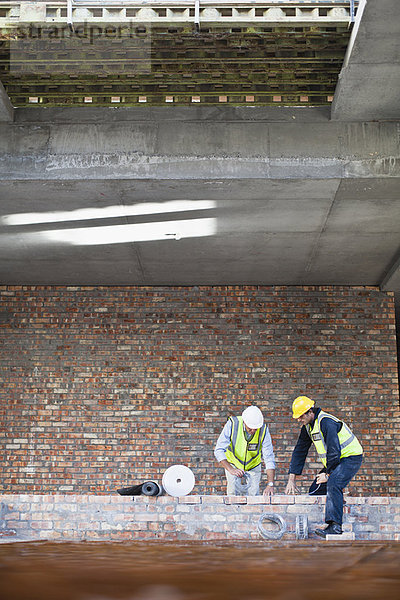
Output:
(292, 396), (315, 419)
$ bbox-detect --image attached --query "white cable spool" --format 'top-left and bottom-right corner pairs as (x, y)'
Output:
(162, 465), (195, 497)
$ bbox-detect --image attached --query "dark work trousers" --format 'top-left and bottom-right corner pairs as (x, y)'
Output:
(325, 454), (363, 525)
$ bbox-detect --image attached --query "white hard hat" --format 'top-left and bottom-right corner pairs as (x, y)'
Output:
(242, 405), (264, 429)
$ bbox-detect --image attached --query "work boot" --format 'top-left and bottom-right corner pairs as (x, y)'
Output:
(315, 522), (342, 538)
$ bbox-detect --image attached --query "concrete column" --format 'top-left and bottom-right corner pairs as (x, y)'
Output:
(331, 0), (400, 121)
(0, 81), (14, 122)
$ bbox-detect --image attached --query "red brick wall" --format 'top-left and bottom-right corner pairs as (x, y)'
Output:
(0, 285), (399, 495)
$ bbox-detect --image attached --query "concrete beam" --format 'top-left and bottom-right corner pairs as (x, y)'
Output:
(0, 81), (14, 122)
(332, 0), (400, 121)
(0, 107), (399, 180)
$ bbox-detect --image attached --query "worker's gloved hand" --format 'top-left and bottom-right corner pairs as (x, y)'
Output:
(285, 480), (299, 495)
(228, 466), (245, 478)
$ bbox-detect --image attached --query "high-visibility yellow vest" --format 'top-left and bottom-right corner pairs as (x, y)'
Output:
(307, 410), (363, 468)
(225, 416), (266, 471)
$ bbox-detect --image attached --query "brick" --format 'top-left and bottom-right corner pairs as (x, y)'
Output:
(154, 497), (175, 505)
(131, 513), (160, 522)
(224, 496), (247, 505)
(271, 495), (295, 505)
(354, 524), (378, 533)
(379, 524), (397, 533)
(200, 495), (226, 504)
(179, 496), (202, 504)
(287, 505), (322, 516)
(176, 505), (191, 513)
(326, 532), (355, 541)
(344, 497), (366, 505)
(294, 496), (323, 505)
(247, 496), (271, 505)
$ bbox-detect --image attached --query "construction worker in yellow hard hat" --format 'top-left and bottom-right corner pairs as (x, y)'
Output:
(285, 395), (363, 538)
(214, 405), (275, 497)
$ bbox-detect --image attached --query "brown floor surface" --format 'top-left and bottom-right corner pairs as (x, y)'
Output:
(0, 540), (399, 600)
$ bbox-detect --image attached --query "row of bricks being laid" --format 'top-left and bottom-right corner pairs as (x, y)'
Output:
(1, 495), (400, 541)
(1, 494), (398, 503)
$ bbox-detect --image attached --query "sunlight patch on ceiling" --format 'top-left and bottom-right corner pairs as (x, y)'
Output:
(42, 217), (217, 245)
(1, 200), (216, 226)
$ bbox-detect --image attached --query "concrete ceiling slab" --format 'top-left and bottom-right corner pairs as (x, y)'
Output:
(336, 178), (400, 199)
(305, 232), (400, 284)
(214, 199), (334, 234)
(0, 177), (340, 208)
(131, 232), (321, 286)
(0, 175), (399, 287)
(327, 200), (400, 233)
(0, 254), (145, 285)
(0, 180), (126, 210)
(325, 197), (400, 235)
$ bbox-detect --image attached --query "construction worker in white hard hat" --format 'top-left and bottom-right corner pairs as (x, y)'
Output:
(214, 405), (275, 496)
(285, 395), (363, 538)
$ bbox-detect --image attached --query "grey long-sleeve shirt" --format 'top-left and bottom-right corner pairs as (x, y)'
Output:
(214, 419), (276, 470)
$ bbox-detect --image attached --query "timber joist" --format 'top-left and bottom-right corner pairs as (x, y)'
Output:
(0, 1), (356, 106)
